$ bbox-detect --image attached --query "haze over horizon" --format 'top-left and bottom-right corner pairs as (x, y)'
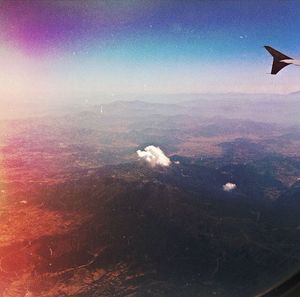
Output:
(1, 0), (300, 102)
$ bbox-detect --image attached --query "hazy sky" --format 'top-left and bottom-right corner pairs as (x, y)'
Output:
(1, 0), (300, 101)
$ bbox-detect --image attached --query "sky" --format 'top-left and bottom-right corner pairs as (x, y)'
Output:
(1, 0), (300, 101)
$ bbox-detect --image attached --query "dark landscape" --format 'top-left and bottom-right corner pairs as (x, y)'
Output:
(0, 93), (300, 297)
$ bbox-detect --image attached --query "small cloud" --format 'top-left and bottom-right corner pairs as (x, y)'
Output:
(223, 182), (237, 192)
(137, 145), (171, 167)
(174, 161), (180, 165)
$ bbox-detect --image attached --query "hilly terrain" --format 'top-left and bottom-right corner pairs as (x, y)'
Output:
(0, 94), (299, 297)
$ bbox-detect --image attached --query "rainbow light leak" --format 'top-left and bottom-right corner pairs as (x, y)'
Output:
(1, 0), (300, 101)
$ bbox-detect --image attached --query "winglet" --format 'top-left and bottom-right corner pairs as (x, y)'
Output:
(264, 46), (293, 75)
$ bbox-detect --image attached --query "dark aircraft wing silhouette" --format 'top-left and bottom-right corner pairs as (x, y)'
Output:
(264, 46), (292, 75)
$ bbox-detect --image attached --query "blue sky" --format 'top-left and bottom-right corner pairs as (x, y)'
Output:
(1, 0), (300, 100)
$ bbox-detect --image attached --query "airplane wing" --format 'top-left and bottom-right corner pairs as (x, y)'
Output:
(264, 46), (293, 75)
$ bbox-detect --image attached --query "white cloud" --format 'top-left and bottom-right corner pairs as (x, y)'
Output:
(223, 182), (237, 192)
(137, 145), (171, 167)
